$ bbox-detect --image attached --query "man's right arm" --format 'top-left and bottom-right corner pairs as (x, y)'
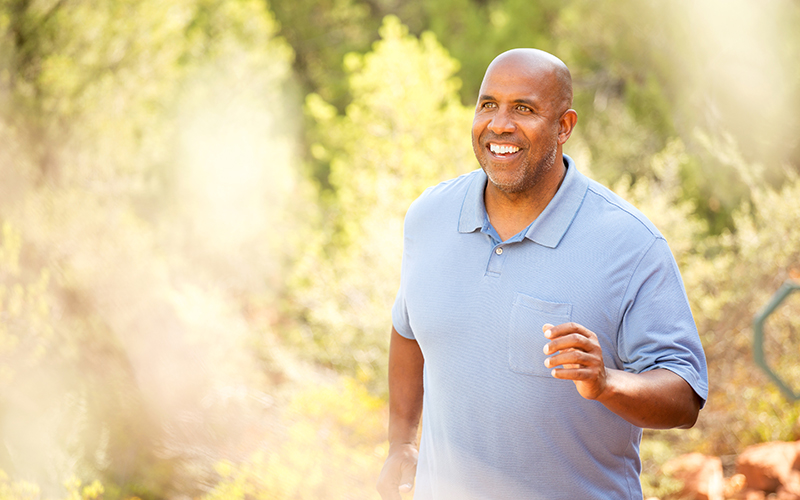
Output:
(376, 327), (424, 500)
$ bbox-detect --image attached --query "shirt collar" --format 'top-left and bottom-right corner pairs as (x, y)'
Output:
(457, 154), (589, 248)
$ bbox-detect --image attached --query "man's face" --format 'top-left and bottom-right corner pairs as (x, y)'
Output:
(471, 58), (562, 195)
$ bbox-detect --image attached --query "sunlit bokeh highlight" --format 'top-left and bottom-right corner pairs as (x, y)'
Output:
(0, 0), (798, 499)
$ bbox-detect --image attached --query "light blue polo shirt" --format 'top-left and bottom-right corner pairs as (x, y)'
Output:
(392, 155), (708, 500)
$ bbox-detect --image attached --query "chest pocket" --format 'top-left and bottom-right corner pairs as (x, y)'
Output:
(508, 293), (573, 377)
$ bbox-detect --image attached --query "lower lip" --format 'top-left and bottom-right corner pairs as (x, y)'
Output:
(488, 148), (521, 160)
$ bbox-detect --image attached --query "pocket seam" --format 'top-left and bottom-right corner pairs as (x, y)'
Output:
(508, 294), (573, 377)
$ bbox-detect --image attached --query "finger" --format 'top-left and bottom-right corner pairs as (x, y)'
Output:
(376, 476), (402, 500)
(399, 463), (416, 493)
(545, 348), (594, 368)
(542, 323), (554, 334)
(376, 476), (401, 500)
(376, 464), (404, 500)
(546, 357), (581, 370)
(377, 477), (403, 500)
(549, 366), (594, 380)
(543, 334), (594, 355)
(544, 322), (591, 340)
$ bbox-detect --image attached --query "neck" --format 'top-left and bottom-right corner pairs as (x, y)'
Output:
(484, 154), (566, 241)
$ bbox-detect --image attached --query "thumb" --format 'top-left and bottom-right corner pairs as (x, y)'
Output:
(398, 457), (417, 493)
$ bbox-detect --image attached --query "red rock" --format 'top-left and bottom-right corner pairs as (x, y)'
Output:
(777, 484), (800, 500)
(662, 452), (724, 500)
(725, 473), (747, 498)
(736, 441), (800, 493)
(779, 470), (800, 498)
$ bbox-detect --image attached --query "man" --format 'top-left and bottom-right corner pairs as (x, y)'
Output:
(377, 49), (708, 499)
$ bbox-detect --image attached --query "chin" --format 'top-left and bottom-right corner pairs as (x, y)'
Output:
(484, 169), (528, 194)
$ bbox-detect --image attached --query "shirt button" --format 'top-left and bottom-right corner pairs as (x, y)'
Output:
(495, 247), (503, 255)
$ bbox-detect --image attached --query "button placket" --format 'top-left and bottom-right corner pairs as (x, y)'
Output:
(487, 244), (506, 276)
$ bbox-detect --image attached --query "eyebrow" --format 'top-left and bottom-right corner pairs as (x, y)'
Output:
(478, 94), (540, 110)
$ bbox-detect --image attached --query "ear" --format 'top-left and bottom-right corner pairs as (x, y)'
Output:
(557, 109), (578, 145)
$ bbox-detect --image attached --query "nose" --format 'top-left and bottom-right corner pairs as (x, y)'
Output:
(487, 107), (515, 134)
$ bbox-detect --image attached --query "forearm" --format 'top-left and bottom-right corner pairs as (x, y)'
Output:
(388, 327), (424, 446)
(596, 368), (701, 429)
(388, 403), (422, 448)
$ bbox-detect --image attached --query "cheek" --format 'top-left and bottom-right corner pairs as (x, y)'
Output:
(471, 123), (484, 151)
(471, 120), (482, 140)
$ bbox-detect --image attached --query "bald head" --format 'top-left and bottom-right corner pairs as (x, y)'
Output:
(471, 47), (578, 198)
(482, 48), (573, 115)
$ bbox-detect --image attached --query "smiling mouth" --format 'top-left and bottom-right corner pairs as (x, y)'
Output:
(489, 143), (520, 156)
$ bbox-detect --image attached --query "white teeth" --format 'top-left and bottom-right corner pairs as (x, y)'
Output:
(490, 144), (520, 154)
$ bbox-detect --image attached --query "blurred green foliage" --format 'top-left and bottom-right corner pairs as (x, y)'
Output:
(1, 0), (799, 498)
(286, 16), (473, 392)
(0, 471), (103, 500)
(202, 378), (386, 500)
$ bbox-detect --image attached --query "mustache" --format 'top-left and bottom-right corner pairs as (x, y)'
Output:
(481, 132), (521, 145)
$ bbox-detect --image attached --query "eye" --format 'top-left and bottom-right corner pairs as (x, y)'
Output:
(481, 102), (497, 110)
(515, 104), (532, 113)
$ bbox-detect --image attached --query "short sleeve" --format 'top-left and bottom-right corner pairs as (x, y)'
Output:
(617, 238), (709, 407)
(392, 209), (416, 340)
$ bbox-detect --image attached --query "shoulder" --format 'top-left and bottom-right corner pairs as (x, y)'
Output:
(581, 177), (663, 241)
(406, 169), (482, 221)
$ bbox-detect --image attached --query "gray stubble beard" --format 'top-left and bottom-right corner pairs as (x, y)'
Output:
(481, 139), (558, 195)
